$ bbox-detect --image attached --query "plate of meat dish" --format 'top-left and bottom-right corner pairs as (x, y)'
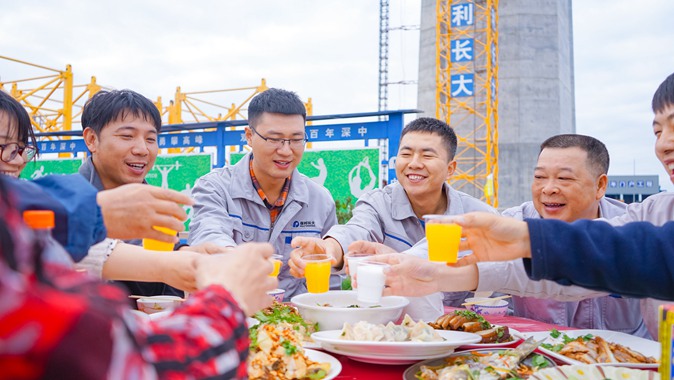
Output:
(429, 310), (523, 348)
(522, 329), (659, 369)
(404, 338), (556, 380)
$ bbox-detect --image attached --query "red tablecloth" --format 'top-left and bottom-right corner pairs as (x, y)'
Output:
(329, 308), (574, 379)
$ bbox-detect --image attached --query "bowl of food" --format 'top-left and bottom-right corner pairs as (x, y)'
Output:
(464, 297), (509, 317)
(137, 295), (184, 314)
(291, 290), (409, 330)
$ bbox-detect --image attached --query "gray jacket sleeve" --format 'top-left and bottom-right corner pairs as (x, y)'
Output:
(325, 193), (385, 252)
(188, 174), (238, 247)
(608, 192), (674, 227)
(476, 260), (608, 300)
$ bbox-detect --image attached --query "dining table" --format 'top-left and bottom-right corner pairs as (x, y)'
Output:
(328, 308), (575, 379)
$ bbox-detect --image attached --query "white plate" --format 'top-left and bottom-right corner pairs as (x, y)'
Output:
(530, 364), (660, 380)
(311, 329), (481, 359)
(304, 349), (342, 380)
(459, 326), (524, 349)
(522, 329), (660, 369)
(323, 344), (454, 365)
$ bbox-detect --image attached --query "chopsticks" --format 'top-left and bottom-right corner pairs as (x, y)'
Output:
(128, 295), (186, 301)
(461, 295), (511, 307)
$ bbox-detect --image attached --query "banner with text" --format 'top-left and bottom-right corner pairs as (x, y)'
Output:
(231, 148), (380, 207)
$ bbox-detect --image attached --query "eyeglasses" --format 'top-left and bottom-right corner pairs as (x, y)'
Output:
(250, 127), (308, 149)
(0, 143), (37, 163)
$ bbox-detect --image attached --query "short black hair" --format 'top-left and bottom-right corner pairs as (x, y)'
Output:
(652, 72), (674, 114)
(81, 89), (161, 134)
(400, 117), (458, 161)
(247, 88), (306, 128)
(0, 90), (36, 149)
(539, 134), (609, 176)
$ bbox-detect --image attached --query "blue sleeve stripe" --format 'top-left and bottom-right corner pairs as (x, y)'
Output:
(281, 229), (322, 234)
(384, 233), (413, 247)
(229, 214), (270, 231)
(243, 222), (269, 231)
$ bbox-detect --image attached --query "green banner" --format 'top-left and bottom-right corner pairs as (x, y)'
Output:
(231, 148), (380, 210)
(20, 158), (84, 179)
(145, 154), (213, 230)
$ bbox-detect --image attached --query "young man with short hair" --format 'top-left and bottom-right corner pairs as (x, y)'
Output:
(188, 88), (338, 300)
(80, 89), (186, 297)
(289, 117), (497, 319)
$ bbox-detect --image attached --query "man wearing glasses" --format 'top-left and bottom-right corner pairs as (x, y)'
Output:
(188, 88), (338, 300)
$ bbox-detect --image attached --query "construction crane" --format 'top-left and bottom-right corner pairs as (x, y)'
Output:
(0, 57), (313, 154)
(435, 0), (499, 207)
(0, 55), (104, 135)
(378, 0), (419, 184)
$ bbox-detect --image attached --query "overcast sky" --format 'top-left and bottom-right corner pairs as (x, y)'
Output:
(1, 0), (673, 190)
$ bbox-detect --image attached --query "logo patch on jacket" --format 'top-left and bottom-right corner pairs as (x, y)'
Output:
(292, 220), (316, 228)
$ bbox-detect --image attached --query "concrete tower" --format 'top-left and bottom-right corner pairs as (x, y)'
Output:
(417, 0), (575, 207)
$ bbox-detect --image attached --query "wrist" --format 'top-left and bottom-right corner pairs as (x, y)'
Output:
(324, 237), (344, 268)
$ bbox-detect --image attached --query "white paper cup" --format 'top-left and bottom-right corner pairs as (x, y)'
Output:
(356, 261), (389, 304)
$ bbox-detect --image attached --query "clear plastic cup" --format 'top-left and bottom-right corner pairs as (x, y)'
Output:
(142, 226), (177, 251)
(423, 214), (462, 263)
(344, 251), (374, 289)
(356, 260), (389, 304)
(269, 254), (283, 277)
(304, 254), (332, 293)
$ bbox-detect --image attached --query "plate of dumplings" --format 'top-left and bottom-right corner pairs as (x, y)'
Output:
(310, 314), (481, 365)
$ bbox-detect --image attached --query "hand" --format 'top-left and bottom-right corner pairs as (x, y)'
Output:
(179, 242), (234, 255)
(194, 242), (278, 315)
(346, 240), (397, 255)
(288, 237), (340, 278)
(363, 254), (444, 297)
(340, 241), (398, 276)
(97, 183), (193, 243)
(452, 212), (532, 266)
(157, 251), (200, 293)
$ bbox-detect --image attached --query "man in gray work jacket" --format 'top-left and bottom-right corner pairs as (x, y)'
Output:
(188, 88), (337, 300)
(289, 117), (497, 320)
(476, 134), (649, 338)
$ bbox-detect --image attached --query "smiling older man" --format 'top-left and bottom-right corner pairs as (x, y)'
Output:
(478, 134), (649, 338)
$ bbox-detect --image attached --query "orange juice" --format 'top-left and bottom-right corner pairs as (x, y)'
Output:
(142, 226), (177, 251)
(304, 254), (331, 293)
(269, 255), (282, 277)
(425, 222), (462, 263)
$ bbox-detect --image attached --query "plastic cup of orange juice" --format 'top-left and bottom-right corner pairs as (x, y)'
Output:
(424, 215), (462, 263)
(304, 254), (332, 293)
(142, 226), (177, 251)
(269, 254), (283, 277)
